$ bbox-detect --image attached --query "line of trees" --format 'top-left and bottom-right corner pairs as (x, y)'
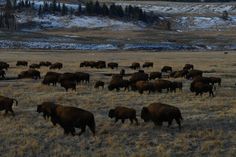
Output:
(0, 0), (17, 30)
(16, 0), (157, 23)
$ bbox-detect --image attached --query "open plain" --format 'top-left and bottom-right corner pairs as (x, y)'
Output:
(0, 50), (235, 157)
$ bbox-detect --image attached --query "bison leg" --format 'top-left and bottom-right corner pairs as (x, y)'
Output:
(134, 118), (139, 125)
(209, 91), (214, 97)
(168, 120), (173, 127)
(115, 118), (119, 123)
(43, 113), (47, 120)
(129, 118), (133, 124)
(175, 118), (181, 131)
(78, 125), (86, 136)
(70, 127), (76, 136)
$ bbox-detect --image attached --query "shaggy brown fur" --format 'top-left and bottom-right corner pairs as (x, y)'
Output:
(141, 103), (183, 130)
(108, 106), (138, 125)
(0, 96), (18, 116)
(50, 105), (96, 136)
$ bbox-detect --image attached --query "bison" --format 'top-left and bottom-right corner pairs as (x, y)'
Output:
(29, 63), (40, 69)
(39, 61), (52, 67)
(16, 61), (28, 66)
(42, 72), (61, 86)
(143, 62), (153, 68)
(153, 79), (172, 93)
(141, 103), (183, 130)
(209, 77), (221, 86)
(108, 106), (138, 125)
(74, 72), (90, 84)
(149, 72), (162, 80)
(94, 81), (105, 89)
(130, 62), (140, 70)
(171, 81), (183, 92)
(183, 64), (194, 70)
(0, 96), (18, 116)
(0, 61), (9, 70)
(50, 62), (63, 70)
(108, 79), (130, 91)
(50, 105), (96, 136)
(60, 80), (76, 92)
(186, 70), (203, 80)
(190, 81), (214, 97)
(161, 66), (172, 73)
(108, 62), (118, 69)
(129, 71), (148, 84)
(135, 81), (155, 94)
(18, 69), (41, 80)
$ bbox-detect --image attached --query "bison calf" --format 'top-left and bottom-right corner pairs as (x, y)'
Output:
(94, 81), (105, 89)
(0, 96), (18, 116)
(109, 106), (138, 125)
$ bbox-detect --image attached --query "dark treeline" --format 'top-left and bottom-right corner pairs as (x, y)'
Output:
(15, 0), (159, 24)
(0, 0), (17, 30)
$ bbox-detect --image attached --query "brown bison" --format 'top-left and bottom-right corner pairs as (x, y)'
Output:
(129, 71), (148, 84)
(39, 61), (52, 67)
(16, 61), (28, 66)
(209, 77), (221, 86)
(141, 103), (183, 130)
(50, 62), (63, 70)
(18, 69), (41, 80)
(183, 64), (194, 70)
(190, 81), (214, 97)
(58, 73), (76, 83)
(161, 66), (172, 73)
(29, 63), (40, 69)
(0, 96), (18, 116)
(95, 61), (106, 69)
(153, 79), (173, 93)
(60, 80), (76, 92)
(135, 81), (155, 94)
(50, 105), (96, 136)
(171, 81), (183, 92)
(74, 72), (90, 84)
(143, 62), (153, 68)
(108, 62), (118, 69)
(186, 70), (203, 80)
(94, 81), (105, 89)
(130, 62), (140, 70)
(108, 106), (138, 125)
(170, 70), (188, 78)
(149, 72), (162, 80)
(0, 61), (9, 70)
(108, 79), (130, 91)
(0, 70), (5, 78)
(42, 72), (61, 86)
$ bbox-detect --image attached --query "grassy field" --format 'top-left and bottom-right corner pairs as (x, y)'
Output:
(0, 50), (235, 157)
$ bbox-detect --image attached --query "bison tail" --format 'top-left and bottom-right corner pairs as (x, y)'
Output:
(88, 115), (96, 136)
(13, 99), (18, 106)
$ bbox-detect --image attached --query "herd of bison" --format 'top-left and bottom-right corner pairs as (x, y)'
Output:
(0, 60), (224, 136)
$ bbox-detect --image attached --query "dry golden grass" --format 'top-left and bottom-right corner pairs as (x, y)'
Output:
(0, 50), (235, 157)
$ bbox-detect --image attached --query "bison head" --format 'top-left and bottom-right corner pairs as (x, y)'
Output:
(141, 107), (150, 122)
(37, 105), (42, 113)
(108, 109), (115, 118)
(108, 84), (114, 91)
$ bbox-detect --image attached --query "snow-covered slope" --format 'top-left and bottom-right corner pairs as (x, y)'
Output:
(115, 1), (236, 31)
